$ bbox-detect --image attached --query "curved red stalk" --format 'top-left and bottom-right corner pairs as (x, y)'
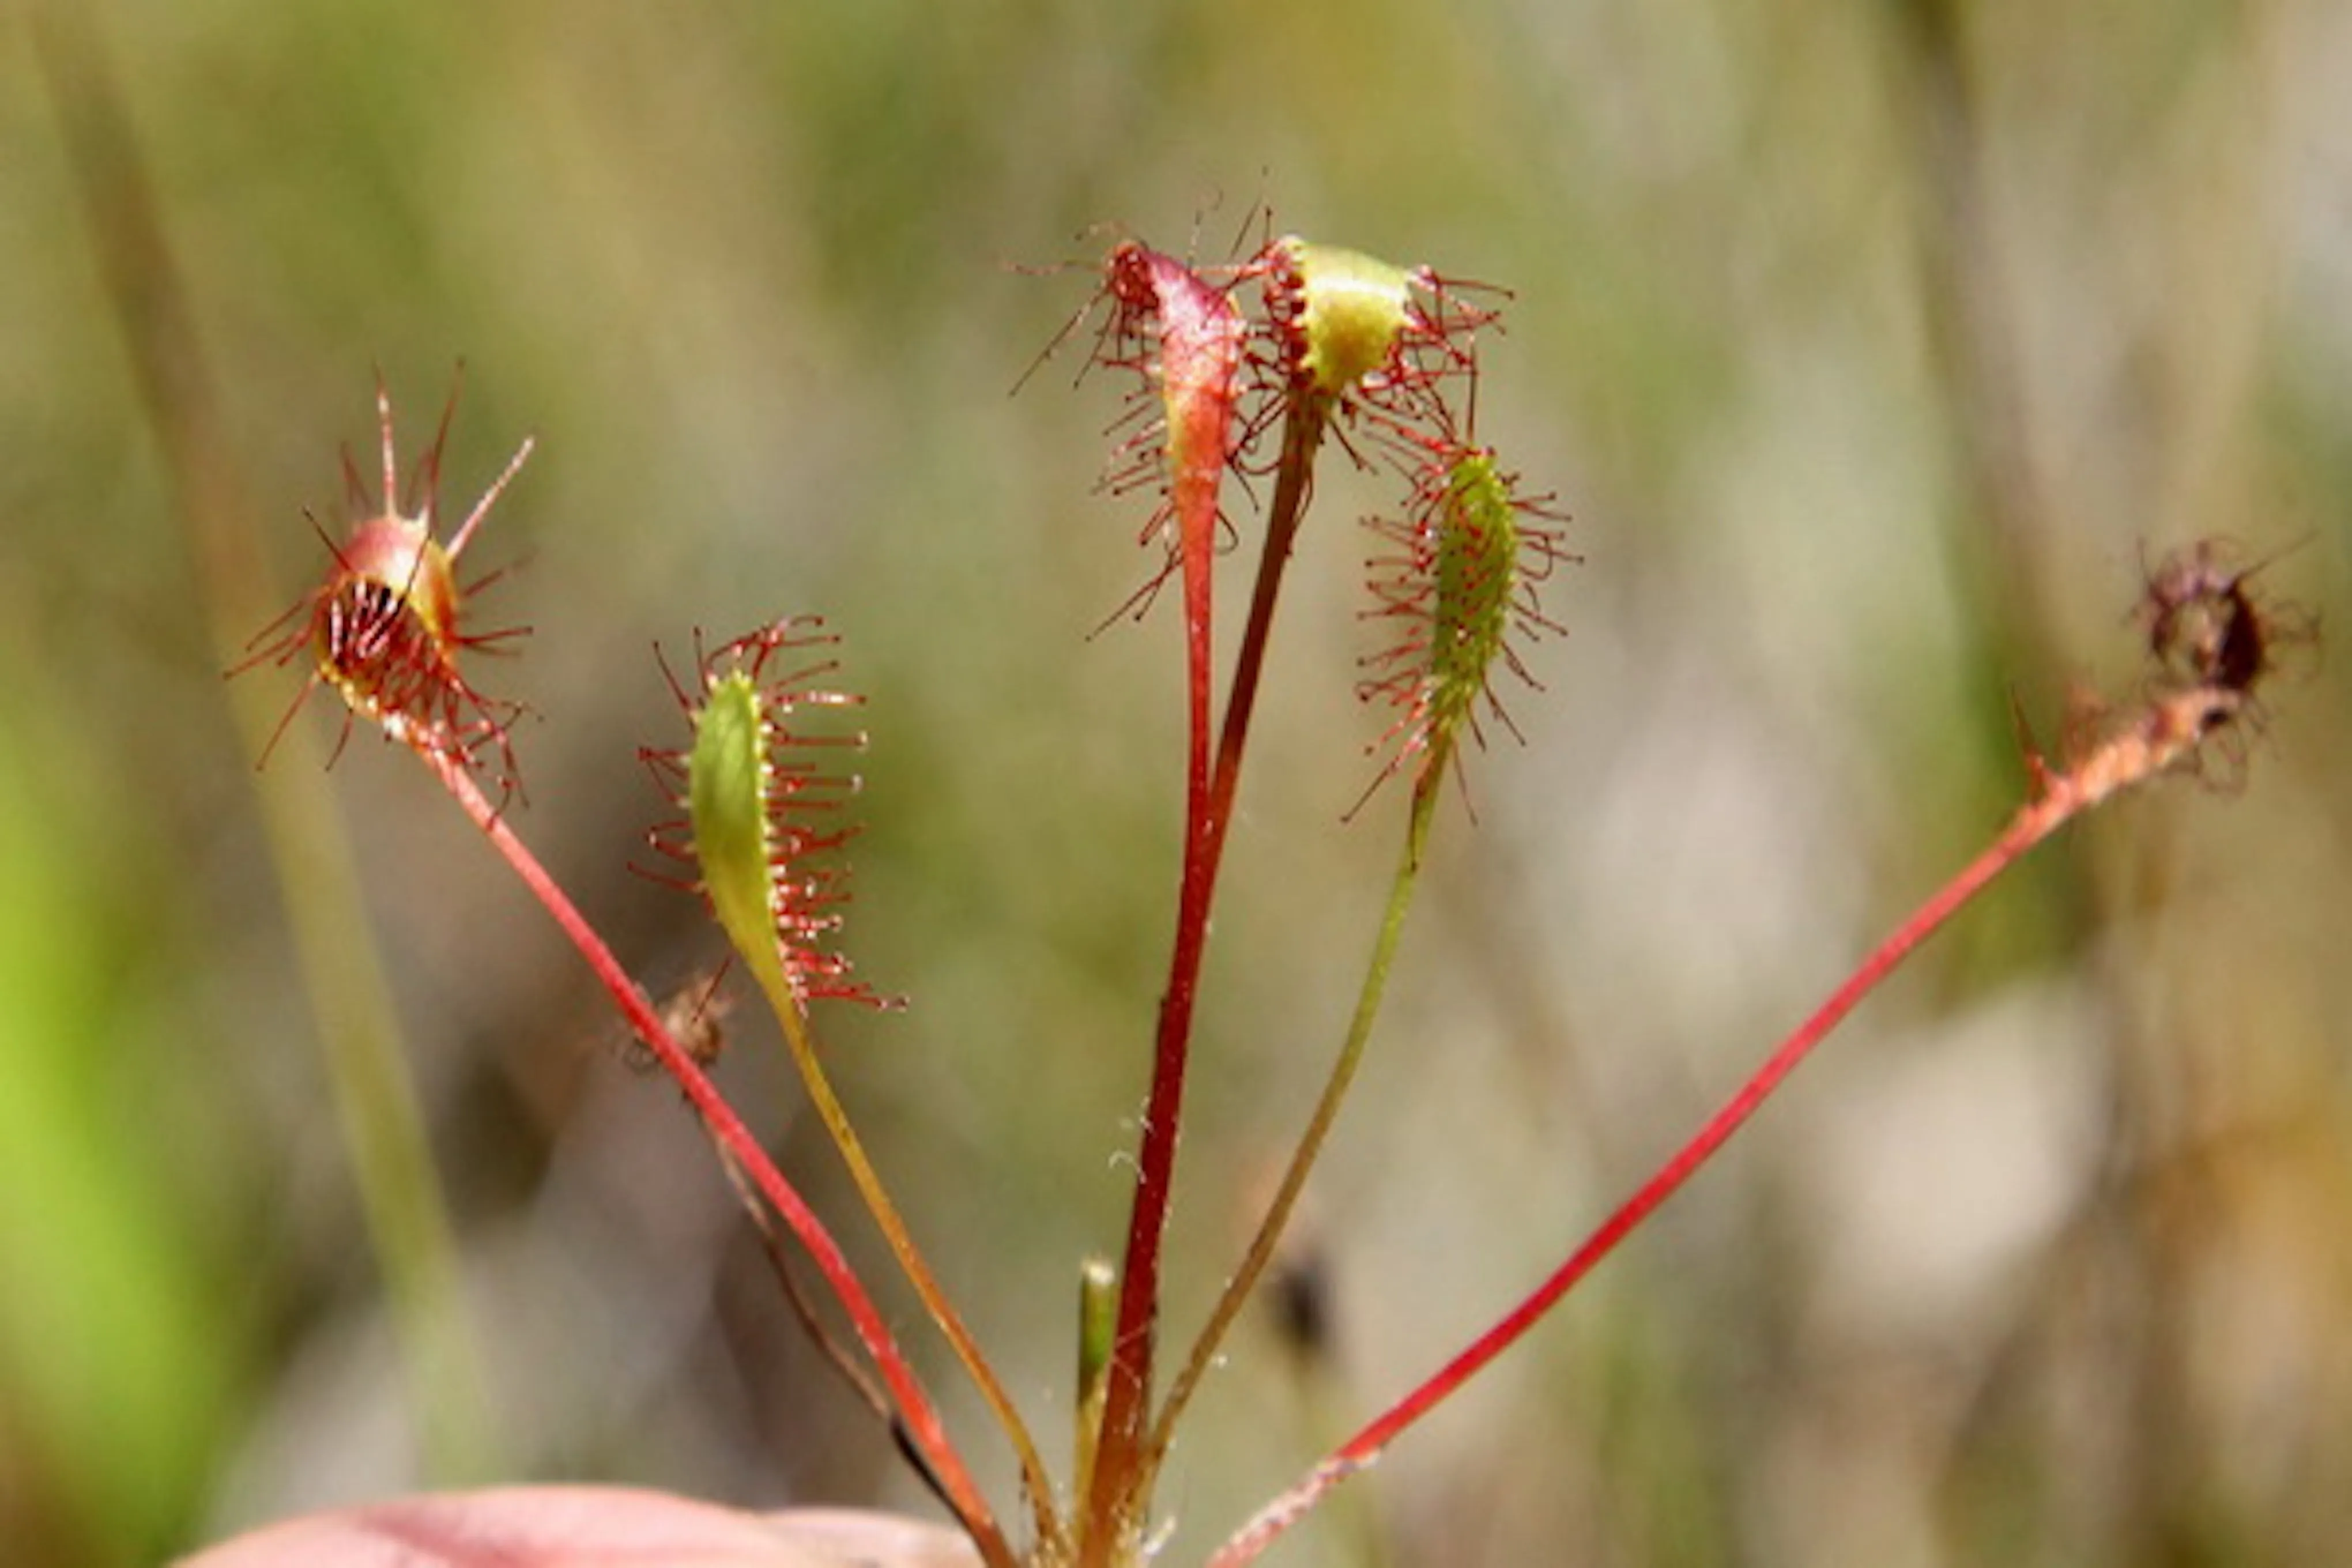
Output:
(420, 752), (1016, 1568)
(1210, 678), (2246, 1566)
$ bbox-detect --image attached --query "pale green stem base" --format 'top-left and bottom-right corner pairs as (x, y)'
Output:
(1149, 743), (1446, 1467)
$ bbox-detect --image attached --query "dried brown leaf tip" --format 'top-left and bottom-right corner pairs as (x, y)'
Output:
(240, 372), (535, 794)
(2031, 540), (2315, 806)
(2138, 540), (2315, 708)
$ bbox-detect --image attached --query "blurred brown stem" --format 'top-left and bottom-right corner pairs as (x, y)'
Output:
(34, 0), (497, 1480)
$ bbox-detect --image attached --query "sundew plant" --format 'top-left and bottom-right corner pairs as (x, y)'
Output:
(214, 227), (2302, 1568)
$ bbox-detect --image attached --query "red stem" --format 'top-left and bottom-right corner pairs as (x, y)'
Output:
(1083, 446), (1220, 1550)
(1086, 395), (1326, 1558)
(1209, 801), (2066, 1567)
(424, 754), (1015, 1568)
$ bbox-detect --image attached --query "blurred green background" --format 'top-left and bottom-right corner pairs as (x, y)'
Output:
(5, 2), (2351, 1564)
